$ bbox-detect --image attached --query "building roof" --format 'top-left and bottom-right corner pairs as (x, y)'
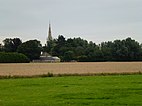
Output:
(40, 56), (60, 61)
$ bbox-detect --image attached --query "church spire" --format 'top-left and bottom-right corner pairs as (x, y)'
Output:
(47, 22), (52, 42)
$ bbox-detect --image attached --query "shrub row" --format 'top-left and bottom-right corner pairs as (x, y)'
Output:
(0, 52), (30, 63)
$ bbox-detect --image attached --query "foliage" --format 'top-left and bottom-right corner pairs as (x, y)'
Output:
(51, 36), (90, 61)
(63, 50), (75, 62)
(3, 38), (22, 52)
(1, 36), (142, 62)
(17, 40), (42, 61)
(0, 75), (142, 105)
(48, 36), (142, 62)
(0, 52), (30, 63)
(0, 43), (3, 52)
(43, 39), (56, 54)
(101, 37), (142, 61)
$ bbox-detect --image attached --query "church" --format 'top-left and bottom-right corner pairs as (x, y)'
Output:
(33, 23), (60, 63)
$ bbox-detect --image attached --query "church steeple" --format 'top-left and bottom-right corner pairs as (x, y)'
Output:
(47, 23), (52, 42)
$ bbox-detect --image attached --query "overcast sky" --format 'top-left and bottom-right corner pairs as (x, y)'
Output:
(0, 0), (142, 45)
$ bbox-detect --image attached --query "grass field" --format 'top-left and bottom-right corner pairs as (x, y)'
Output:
(0, 75), (142, 106)
(0, 62), (142, 76)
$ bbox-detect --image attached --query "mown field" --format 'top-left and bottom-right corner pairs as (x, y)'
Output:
(0, 62), (142, 76)
(0, 75), (142, 106)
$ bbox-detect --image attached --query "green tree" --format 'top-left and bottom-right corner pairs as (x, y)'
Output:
(124, 37), (142, 60)
(63, 51), (75, 62)
(52, 35), (66, 57)
(77, 55), (88, 62)
(13, 38), (22, 52)
(0, 52), (30, 63)
(43, 39), (56, 55)
(101, 41), (113, 61)
(108, 37), (142, 61)
(46, 36), (142, 62)
(0, 44), (3, 52)
(17, 40), (42, 61)
(3, 38), (22, 52)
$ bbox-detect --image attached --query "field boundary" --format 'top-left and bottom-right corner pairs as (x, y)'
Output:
(0, 71), (142, 79)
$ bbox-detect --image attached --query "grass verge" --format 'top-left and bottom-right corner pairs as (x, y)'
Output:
(0, 75), (142, 106)
(0, 71), (142, 79)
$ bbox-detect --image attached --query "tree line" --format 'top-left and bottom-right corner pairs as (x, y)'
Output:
(0, 36), (142, 62)
(0, 38), (41, 61)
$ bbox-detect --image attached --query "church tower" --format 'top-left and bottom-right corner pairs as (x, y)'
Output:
(47, 23), (52, 42)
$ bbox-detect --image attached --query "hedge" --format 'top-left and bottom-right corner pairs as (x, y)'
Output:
(0, 52), (30, 63)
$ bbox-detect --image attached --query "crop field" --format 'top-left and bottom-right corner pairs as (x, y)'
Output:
(0, 62), (142, 76)
(0, 75), (142, 106)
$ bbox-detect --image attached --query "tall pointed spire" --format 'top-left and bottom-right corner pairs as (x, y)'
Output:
(47, 22), (52, 42)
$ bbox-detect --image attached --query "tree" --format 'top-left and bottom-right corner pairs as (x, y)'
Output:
(44, 36), (142, 62)
(17, 40), (42, 61)
(52, 35), (66, 57)
(3, 38), (14, 52)
(43, 39), (56, 55)
(0, 43), (3, 52)
(106, 37), (142, 61)
(101, 41), (113, 61)
(0, 52), (30, 63)
(3, 38), (22, 52)
(124, 37), (142, 60)
(57, 35), (66, 46)
(77, 55), (88, 62)
(13, 38), (22, 52)
(63, 51), (75, 62)
(75, 46), (85, 57)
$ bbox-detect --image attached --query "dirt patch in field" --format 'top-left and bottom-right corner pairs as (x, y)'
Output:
(0, 62), (142, 76)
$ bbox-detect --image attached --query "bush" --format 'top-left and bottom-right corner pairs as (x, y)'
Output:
(0, 52), (30, 63)
(17, 40), (42, 61)
(77, 55), (88, 62)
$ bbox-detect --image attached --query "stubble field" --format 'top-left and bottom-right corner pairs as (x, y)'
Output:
(0, 62), (142, 76)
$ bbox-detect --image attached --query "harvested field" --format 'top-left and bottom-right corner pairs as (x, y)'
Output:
(0, 62), (142, 76)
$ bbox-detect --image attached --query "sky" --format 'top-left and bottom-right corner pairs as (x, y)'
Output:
(0, 0), (142, 45)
